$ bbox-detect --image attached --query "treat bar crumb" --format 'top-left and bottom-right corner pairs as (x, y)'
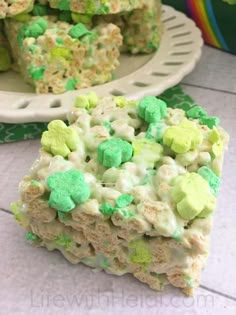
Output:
(12, 94), (229, 295)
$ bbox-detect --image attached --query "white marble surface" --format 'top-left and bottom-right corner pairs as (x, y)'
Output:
(0, 45), (236, 314)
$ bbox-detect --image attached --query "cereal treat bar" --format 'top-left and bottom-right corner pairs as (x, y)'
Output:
(46, 0), (146, 15)
(34, 0), (162, 54)
(94, 0), (162, 54)
(12, 94), (228, 295)
(4, 16), (122, 93)
(0, 0), (34, 19)
(0, 21), (11, 71)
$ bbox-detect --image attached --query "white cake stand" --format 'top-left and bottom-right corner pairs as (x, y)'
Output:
(0, 5), (203, 123)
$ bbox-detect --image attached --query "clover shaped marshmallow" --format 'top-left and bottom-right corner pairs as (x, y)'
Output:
(172, 172), (216, 220)
(97, 138), (133, 168)
(24, 18), (48, 38)
(41, 120), (78, 158)
(209, 127), (224, 158)
(47, 169), (90, 212)
(132, 139), (163, 168)
(138, 96), (167, 123)
(163, 120), (203, 154)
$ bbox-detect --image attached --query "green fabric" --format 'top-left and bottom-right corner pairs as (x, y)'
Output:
(0, 86), (197, 143)
(0, 122), (48, 143)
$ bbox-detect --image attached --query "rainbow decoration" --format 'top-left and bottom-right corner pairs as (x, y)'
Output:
(186, 0), (229, 51)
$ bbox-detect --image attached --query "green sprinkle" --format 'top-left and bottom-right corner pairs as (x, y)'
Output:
(146, 122), (166, 142)
(198, 166), (220, 197)
(28, 44), (37, 53)
(28, 66), (45, 81)
(186, 105), (207, 119)
(184, 275), (193, 288)
(140, 169), (156, 185)
(55, 234), (72, 250)
(171, 227), (182, 242)
(129, 240), (152, 267)
(26, 231), (40, 242)
(116, 194), (133, 208)
(57, 0), (71, 10)
(58, 211), (68, 221)
(99, 202), (116, 215)
(30, 180), (39, 186)
(100, 256), (110, 269)
(65, 78), (78, 91)
(119, 209), (136, 218)
(68, 23), (91, 39)
(56, 38), (63, 45)
(199, 116), (220, 129)
(100, 121), (114, 135)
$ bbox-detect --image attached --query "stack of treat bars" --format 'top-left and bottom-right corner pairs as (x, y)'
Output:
(0, 0), (162, 93)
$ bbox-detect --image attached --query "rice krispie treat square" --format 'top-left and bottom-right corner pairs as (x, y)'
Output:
(12, 94), (228, 295)
(94, 0), (162, 54)
(4, 16), (122, 93)
(46, 0), (146, 15)
(42, 0), (162, 54)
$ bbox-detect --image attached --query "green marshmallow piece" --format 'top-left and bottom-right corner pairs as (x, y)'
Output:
(26, 231), (39, 242)
(209, 128), (224, 158)
(68, 23), (91, 39)
(186, 105), (207, 119)
(172, 172), (216, 220)
(41, 120), (78, 157)
(146, 122), (165, 142)
(74, 92), (98, 109)
(55, 235), (72, 249)
(198, 166), (220, 196)
(132, 138), (163, 167)
(163, 120), (203, 154)
(57, 0), (71, 10)
(24, 18), (48, 38)
(116, 194), (133, 208)
(99, 202), (116, 215)
(118, 209), (136, 218)
(28, 66), (45, 81)
(0, 47), (11, 72)
(138, 96), (167, 123)
(47, 169), (90, 212)
(101, 121), (114, 135)
(129, 240), (152, 267)
(97, 138), (133, 168)
(199, 116), (220, 129)
(65, 78), (78, 91)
